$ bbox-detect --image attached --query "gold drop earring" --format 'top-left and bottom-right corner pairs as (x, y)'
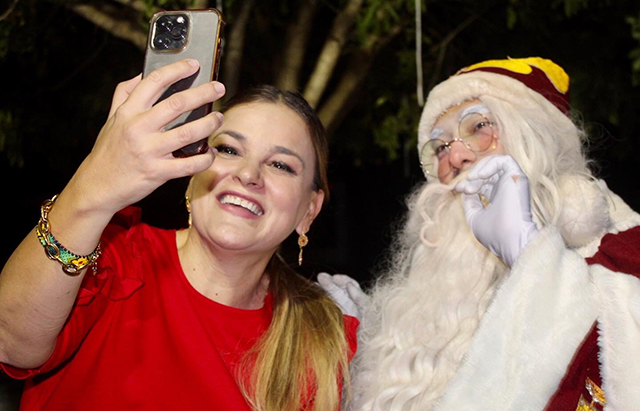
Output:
(298, 233), (308, 266)
(185, 195), (192, 228)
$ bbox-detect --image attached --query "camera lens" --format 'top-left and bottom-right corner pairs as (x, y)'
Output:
(153, 33), (170, 49)
(170, 25), (187, 40)
(157, 16), (173, 32)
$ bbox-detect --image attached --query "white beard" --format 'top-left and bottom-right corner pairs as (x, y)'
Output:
(351, 181), (508, 411)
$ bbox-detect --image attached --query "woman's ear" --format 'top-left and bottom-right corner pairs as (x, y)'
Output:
(296, 190), (325, 235)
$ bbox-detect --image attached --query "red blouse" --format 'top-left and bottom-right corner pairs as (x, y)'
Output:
(2, 208), (359, 410)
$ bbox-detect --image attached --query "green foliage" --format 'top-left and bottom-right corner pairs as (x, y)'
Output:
(372, 96), (419, 161)
(1, 0), (640, 170)
(627, 12), (640, 86)
(562, 0), (590, 17)
(356, 0), (412, 46)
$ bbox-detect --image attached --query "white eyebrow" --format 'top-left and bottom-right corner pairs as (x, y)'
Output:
(430, 128), (445, 140)
(458, 103), (490, 120)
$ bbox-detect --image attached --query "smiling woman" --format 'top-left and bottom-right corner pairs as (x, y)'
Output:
(0, 63), (356, 411)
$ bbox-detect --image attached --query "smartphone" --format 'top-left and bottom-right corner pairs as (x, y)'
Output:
(143, 9), (225, 157)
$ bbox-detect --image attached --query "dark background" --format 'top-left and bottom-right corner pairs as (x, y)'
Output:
(1, 0), (640, 408)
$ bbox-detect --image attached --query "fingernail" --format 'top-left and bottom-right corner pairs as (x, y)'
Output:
(187, 59), (199, 67)
(213, 82), (226, 94)
(214, 112), (223, 123)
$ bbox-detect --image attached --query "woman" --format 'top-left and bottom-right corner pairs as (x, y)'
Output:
(0, 60), (357, 410)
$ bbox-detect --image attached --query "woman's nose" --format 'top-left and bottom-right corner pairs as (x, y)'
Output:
(234, 160), (263, 188)
(447, 140), (477, 172)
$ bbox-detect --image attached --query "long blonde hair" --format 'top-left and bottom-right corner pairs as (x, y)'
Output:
(224, 86), (350, 410)
(241, 255), (351, 411)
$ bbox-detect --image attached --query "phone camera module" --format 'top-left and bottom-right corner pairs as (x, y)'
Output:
(153, 13), (189, 51)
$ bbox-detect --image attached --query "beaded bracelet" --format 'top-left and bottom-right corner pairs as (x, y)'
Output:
(35, 195), (102, 276)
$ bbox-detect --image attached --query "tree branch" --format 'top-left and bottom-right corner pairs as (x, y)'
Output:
(191, 0), (209, 9)
(303, 0), (365, 108)
(219, 0), (255, 101)
(111, 0), (148, 14)
(0, 0), (19, 22)
(67, 2), (147, 51)
(427, 13), (480, 91)
(275, 0), (318, 91)
(319, 25), (402, 135)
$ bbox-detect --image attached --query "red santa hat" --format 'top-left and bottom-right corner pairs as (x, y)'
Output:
(417, 57), (570, 152)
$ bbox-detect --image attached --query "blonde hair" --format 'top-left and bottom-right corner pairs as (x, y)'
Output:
(220, 85), (348, 410)
(240, 254), (351, 411)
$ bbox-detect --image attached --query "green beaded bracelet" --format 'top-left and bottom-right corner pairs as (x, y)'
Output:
(35, 195), (101, 276)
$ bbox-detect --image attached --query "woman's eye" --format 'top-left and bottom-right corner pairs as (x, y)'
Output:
(214, 144), (238, 156)
(270, 161), (295, 174)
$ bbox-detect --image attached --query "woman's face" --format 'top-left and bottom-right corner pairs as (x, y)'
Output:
(188, 101), (324, 254)
(429, 99), (505, 183)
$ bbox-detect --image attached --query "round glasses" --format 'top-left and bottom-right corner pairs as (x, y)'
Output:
(419, 112), (497, 178)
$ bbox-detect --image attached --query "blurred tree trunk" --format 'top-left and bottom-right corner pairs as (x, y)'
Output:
(62, 0), (404, 136)
(67, 2), (147, 50)
(191, 0), (209, 8)
(302, 0), (364, 108)
(219, 0), (254, 99)
(275, 0), (318, 91)
(319, 25), (403, 134)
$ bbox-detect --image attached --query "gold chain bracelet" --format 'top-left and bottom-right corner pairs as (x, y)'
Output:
(35, 195), (102, 276)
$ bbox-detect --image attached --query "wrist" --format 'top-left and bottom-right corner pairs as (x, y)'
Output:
(45, 189), (114, 256)
(36, 195), (104, 276)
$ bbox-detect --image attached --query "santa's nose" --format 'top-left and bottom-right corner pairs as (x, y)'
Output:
(447, 141), (476, 172)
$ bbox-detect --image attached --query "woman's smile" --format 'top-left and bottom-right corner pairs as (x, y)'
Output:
(217, 191), (264, 217)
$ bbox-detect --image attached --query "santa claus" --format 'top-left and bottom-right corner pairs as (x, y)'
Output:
(320, 57), (640, 411)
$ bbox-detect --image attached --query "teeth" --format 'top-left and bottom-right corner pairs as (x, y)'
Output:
(220, 195), (264, 216)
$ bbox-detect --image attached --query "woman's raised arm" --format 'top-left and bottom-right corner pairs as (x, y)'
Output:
(0, 59), (225, 369)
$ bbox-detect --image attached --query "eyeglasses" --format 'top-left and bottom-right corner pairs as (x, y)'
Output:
(419, 112), (497, 178)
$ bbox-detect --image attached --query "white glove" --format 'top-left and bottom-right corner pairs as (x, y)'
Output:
(317, 273), (368, 321)
(454, 155), (539, 267)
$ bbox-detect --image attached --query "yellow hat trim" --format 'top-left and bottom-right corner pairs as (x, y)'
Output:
(459, 57), (569, 94)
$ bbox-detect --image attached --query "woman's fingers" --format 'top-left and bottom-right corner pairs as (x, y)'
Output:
(144, 81), (225, 133)
(161, 147), (217, 179)
(108, 74), (142, 119)
(78, 61), (225, 212)
(154, 111), (224, 157)
(125, 59), (201, 111)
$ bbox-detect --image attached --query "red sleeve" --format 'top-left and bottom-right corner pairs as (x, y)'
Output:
(1, 207), (146, 379)
(343, 314), (360, 362)
(586, 226), (640, 279)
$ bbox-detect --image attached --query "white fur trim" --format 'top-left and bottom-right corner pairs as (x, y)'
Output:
(574, 181), (640, 258)
(592, 266), (640, 411)
(556, 175), (610, 248)
(417, 71), (569, 151)
(433, 226), (598, 410)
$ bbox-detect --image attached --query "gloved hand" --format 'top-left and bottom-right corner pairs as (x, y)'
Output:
(317, 273), (369, 321)
(454, 155), (539, 267)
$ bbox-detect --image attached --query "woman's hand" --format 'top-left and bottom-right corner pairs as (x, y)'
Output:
(70, 59), (225, 216)
(454, 155), (539, 267)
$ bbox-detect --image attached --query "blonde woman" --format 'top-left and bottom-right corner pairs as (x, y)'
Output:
(0, 60), (357, 410)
